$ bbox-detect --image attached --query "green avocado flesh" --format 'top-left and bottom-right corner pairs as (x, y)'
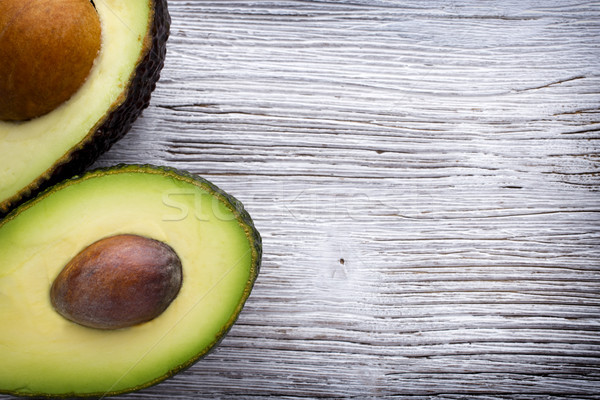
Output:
(0, 0), (167, 214)
(0, 165), (261, 397)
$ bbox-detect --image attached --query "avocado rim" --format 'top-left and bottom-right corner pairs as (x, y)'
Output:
(0, 0), (170, 218)
(0, 164), (262, 398)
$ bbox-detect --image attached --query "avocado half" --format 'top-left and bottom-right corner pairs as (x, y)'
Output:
(0, 164), (262, 397)
(0, 0), (170, 216)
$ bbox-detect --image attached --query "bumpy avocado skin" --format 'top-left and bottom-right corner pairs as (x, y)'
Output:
(0, 0), (170, 218)
(0, 164), (262, 398)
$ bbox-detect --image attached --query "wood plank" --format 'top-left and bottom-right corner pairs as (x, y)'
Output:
(2, 0), (600, 398)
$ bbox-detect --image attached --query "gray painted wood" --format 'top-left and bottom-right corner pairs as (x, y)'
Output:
(5, 0), (600, 398)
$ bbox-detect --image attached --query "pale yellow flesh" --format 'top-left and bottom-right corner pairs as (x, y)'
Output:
(0, 0), (150, 205)
(0, 169), (254, 395)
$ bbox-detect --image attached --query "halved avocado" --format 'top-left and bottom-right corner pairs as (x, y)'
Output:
(0, 164), (261, 397)
(0, 0), (170, 216)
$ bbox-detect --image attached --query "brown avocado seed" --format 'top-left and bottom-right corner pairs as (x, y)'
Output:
(50, 235), (183, 330)
(0, 0), (102, 121)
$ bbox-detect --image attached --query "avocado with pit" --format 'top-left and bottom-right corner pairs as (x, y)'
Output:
(0, 0), (170, 216)
(0, 164), (262, 397)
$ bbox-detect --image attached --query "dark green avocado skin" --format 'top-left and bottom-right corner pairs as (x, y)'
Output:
(0, 0), (170, 218)
(0, 164), (262, 399)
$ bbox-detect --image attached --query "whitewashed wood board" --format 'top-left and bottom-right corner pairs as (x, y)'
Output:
(3, 0), (600, 398)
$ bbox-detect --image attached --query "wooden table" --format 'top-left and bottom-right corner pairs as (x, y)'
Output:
(8, 0), (600, 398)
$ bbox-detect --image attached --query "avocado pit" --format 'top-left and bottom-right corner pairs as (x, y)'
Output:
(50, 234), (183, 330)
(0, 0), (101, 121)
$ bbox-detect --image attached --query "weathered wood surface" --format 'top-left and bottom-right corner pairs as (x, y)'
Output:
(6, 0), (600, 398)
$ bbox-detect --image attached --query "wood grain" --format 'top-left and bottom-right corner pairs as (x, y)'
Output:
(4, 0), (600, 398)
